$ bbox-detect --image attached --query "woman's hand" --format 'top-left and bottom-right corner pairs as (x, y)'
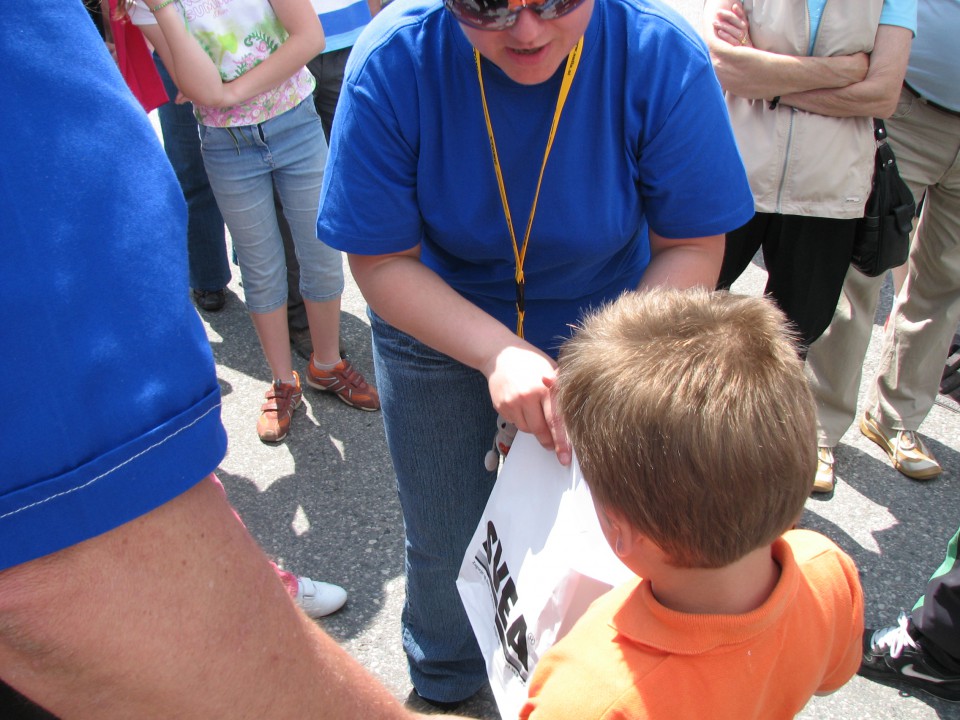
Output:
(350, 248), (572, 464)
(712, 2), (752, 48)
(483, 346), (571, 466)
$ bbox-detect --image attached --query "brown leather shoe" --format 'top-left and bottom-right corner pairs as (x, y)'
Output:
(256, 372), (303, 443)
(305, 356), (379, 411)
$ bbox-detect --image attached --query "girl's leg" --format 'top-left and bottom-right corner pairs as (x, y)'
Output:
(250, 306), (295, 383)
(263, 100), (343, 358)
(370, 311), (495, 704)
(199, 122), (300, 440)
(304, 297), (341, 365)
(265, 100), (377, 410)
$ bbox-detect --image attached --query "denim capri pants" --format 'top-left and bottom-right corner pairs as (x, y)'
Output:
(199, 98), (343, 313)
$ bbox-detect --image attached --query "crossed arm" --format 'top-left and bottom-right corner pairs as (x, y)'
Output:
(703, 0), (912, 118)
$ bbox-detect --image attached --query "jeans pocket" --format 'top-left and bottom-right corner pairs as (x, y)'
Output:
(199, 124), (242, 155)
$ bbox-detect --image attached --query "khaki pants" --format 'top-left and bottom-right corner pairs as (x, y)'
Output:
(805, 88), (960, 446)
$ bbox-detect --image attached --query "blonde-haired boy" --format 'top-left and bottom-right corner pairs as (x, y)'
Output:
(521, 288), (864, 719)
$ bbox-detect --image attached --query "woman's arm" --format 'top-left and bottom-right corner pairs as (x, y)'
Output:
(702, 0), (869, 100)
(149, 0), (324, 108)
(780, 24), (913, 118)
(638, 231), (725, 291)
(349, 248), (571, 464)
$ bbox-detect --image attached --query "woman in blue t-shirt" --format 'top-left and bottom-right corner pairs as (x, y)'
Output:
(318, 0), (756, 706)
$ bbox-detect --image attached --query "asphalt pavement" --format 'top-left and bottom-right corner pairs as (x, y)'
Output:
(190, 1), (960, 717)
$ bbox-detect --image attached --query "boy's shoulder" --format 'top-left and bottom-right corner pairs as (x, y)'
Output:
(782, 528), (860, 587)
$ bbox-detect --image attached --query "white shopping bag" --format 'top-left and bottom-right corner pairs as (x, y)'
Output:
(456, 432), (633, 720)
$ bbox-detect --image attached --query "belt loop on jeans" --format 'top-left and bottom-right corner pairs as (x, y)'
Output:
(904, 82), (960, 120)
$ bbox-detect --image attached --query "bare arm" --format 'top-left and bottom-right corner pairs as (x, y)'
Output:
(702, 0), (869, 100)
(137, 21), (178, 88)
(638, 231), (725, 291)
(349, 248), (571, 464)
(149, 0), (325, 108)
(367, 0), (382, 17)
(780, 24), (913, 118)
(0, 476), (419, 720)
(148, 2), (226, 106)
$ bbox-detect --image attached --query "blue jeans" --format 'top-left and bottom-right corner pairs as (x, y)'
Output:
(153, 55), (231, 292)
(370, 310), (496, 702)
(199, 99), (343, 313)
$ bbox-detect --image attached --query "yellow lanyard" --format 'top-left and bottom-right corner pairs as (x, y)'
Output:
(473, 38), (583, 338)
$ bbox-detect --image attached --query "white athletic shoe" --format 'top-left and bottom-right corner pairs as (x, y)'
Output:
(295, 576), (347, 618)
(813, 446), (835, 494)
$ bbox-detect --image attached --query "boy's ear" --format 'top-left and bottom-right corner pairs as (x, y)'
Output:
(597, 505), (637, 558)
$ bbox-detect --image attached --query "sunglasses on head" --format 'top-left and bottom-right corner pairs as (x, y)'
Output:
(443, 0), (587, 30)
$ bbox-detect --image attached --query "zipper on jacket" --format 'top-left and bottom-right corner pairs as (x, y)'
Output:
(775, 109), (796, 213)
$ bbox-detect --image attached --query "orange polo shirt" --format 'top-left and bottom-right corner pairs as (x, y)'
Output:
(521, 529), (864, 720)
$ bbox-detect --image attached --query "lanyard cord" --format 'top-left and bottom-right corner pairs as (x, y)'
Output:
(473, 38), (583, 338)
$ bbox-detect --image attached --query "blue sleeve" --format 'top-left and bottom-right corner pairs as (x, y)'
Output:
(317, 8), (428, 255)
(879, 0), (917, 33)
(0, 1), (227, 570)
(629, 13), (754, 239)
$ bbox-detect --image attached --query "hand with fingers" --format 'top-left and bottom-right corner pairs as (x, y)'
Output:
(483, 345), (571, 466)
(713, 2), (752, 48)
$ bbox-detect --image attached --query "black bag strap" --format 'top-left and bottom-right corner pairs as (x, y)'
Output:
(873, 118), (897, 172)
(873, 118), (888, 143)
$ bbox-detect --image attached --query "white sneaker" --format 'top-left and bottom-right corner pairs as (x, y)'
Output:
(813, 446), (835, 494)
(860, 412), (942, 480)
(295, 576), (347, 618)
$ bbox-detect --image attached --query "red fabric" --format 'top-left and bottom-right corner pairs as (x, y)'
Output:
(107, 0), (168, 112)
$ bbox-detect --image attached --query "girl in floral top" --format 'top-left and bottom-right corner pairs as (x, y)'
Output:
(132, 0), (380, 444)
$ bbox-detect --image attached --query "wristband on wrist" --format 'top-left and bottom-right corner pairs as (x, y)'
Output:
(151, 0), (176, 12)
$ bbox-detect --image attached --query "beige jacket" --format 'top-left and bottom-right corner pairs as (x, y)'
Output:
(726, 0), (883, 219)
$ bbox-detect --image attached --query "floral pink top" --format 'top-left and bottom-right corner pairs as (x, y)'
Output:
(132, 0), (315, 127)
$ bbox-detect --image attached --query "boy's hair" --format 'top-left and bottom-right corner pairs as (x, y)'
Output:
(556, 288), (815, 569)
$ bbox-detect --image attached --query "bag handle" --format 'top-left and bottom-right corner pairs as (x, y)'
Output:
(874, 118), (889, 145)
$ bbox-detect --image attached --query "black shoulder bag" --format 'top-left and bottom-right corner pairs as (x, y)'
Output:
(851, 119), (916, 277)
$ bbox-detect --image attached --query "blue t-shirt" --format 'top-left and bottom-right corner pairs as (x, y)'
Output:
(905, 0), (959, 111)
(0, 1), (227, 571)
(807, 0), (916, 54)
(318, 0), (754, 356)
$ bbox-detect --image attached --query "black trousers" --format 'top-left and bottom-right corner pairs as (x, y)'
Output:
(914, 526), (960, 672)
(717, 212), (858, 356)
